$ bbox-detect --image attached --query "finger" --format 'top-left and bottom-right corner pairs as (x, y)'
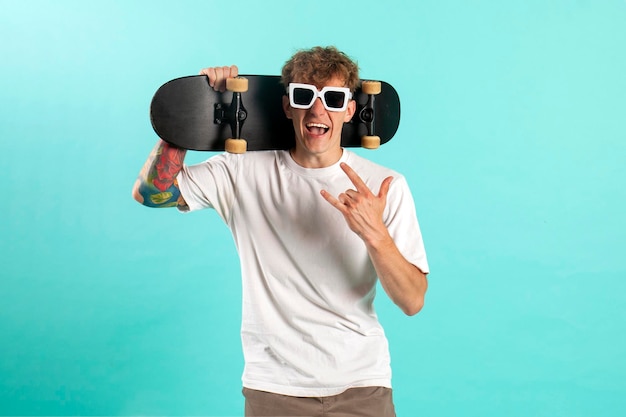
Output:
(378, 176), (394, 199)
(214, 67), (225, 92)
(338, 193), (352, 206)
(340, 163), (370, 194)
(225, 65), (238, 78)
(202, 67), (217, 89)
(223, 66), (236, 91)
(344, 189), (359, 201)
(199, 67), (211, 78)
(320, 190), (347, 212)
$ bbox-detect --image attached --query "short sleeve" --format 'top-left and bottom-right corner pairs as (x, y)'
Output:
(384, 176), (430, 274)
(176, 153), (239, 223)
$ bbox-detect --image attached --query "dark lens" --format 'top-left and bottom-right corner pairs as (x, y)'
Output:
(324, 91), (346, 109)
(293, 88), (315, 106)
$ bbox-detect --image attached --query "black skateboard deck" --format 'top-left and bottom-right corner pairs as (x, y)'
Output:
(150, 75), (400, 152)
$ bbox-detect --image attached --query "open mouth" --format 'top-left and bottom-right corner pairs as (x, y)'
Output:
(306, 122), (329, 136)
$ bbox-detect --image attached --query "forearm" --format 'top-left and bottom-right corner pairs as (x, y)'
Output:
(366, 233), (428, 316)
(132, 140), (188, 208)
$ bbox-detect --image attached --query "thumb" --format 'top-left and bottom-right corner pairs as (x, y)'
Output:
(378, 176), (393, 200)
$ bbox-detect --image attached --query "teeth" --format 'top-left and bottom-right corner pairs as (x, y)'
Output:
(306, 123), (329, 129)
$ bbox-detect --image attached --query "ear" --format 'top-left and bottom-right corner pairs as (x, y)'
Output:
(343, 99), (356, 123)
(282, 95), (292, 119)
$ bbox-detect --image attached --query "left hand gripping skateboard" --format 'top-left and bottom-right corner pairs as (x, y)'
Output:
(150, 75), (401, 153)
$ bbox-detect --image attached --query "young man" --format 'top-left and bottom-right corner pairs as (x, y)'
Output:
(133, 46), (429, 417)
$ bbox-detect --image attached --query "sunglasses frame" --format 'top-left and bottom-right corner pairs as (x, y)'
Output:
(288, 83), (353, 112)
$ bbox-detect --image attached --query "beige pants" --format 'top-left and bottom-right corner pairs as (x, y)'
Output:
(243, 386), (396, 417)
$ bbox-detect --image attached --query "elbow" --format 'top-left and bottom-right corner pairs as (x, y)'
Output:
(132, 179), (184, 209)
(401, 270), (428, 316)
(401, 296), (424, 316)
(132, 180), (149, 206)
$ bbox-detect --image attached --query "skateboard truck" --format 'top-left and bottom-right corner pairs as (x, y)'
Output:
(358, 81), (382, 149)
(214, 77), (249, 153)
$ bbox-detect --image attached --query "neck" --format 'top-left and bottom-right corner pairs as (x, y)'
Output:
(289, 147), (343, 168)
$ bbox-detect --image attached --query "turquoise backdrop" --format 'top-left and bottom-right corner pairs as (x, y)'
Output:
(2, 0), (625, 416)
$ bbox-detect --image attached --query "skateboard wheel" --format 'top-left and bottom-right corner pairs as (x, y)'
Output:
(226, 77), (249, 93)
(225, 138), (247, 154)
(361, 80), (382, 95)
(361, 135), (381, 149)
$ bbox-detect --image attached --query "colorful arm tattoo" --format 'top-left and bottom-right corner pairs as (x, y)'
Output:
(136, 141), (188, 208)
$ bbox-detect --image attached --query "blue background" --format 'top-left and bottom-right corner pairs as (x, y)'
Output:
(1, 0), (625, 415)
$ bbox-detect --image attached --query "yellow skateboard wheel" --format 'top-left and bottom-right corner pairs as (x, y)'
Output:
(226, 77), (249, 93)
(361, 80), (382, 95)
(225, 138), (247, 154)
(361, 135), (381, 149)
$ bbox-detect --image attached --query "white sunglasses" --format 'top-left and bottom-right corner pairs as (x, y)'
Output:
(288, 83), (353, 112)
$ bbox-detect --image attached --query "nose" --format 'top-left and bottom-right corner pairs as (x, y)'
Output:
(309, 97), (325, 114)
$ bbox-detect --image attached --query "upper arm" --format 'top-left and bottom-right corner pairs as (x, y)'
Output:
(132, 140), (188, 208)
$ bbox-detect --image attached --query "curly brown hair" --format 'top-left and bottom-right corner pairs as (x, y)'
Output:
(281, 46), (360, 93)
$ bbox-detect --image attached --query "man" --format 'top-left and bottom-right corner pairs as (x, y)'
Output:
(133, 46), (429, 417)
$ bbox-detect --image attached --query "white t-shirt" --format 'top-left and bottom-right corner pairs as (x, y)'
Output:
(177, 149), (429, 397)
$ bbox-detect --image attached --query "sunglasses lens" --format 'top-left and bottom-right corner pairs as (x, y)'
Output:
(324, 90), (347, 109)
(293, 88), (315, 106)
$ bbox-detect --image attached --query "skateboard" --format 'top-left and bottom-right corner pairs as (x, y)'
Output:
(150, 75), (401, 153)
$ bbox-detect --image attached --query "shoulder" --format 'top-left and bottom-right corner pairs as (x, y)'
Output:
(191, 149), (283, 169)
(227, 149), (285, 164)
(343, 150), (404, 183)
